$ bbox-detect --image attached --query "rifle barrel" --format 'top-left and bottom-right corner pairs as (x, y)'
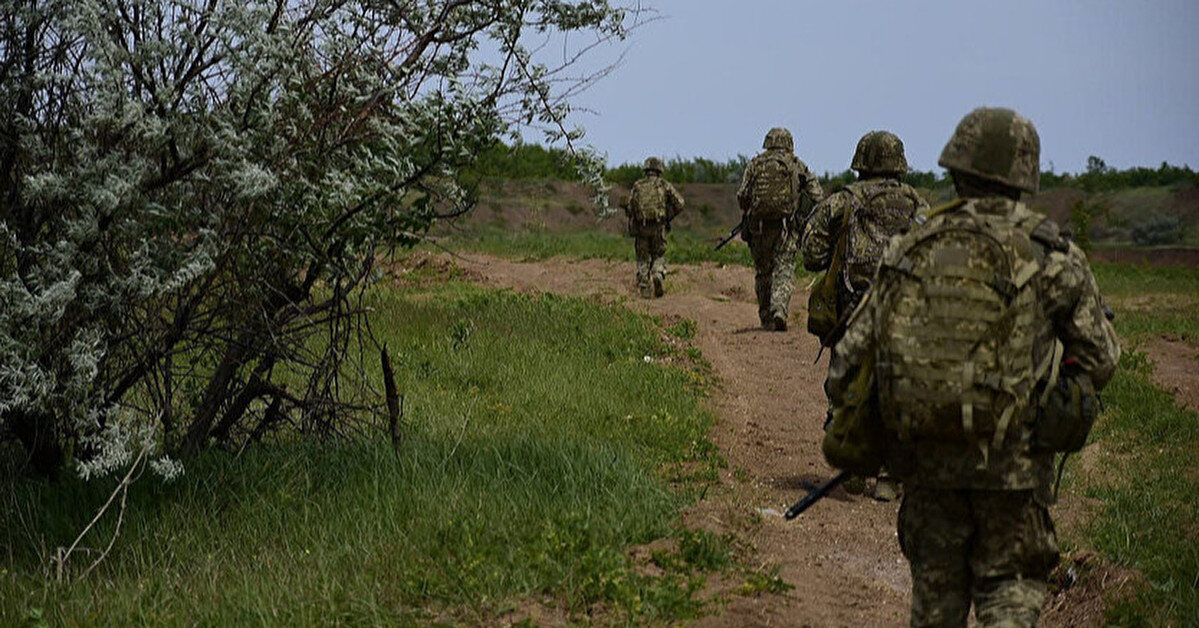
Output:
(783, 471), (850, 520)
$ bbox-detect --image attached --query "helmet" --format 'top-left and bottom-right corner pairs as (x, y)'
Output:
(938, 107), (1040, 193)
(851, 130), (909, 174)
(643, 156), (664, 173)
(763, 127), (794, 152)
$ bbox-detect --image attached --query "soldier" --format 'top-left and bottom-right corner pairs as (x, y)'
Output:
(802, 130), (928, 501)
(622, 157), (685, 298)
(825, 107), (1120, 626)
(737, 127), (823, 330)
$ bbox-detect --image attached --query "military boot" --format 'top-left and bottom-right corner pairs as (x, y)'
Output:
(639, 283), (653, 299)
(652, 276), (665, 298)
(771, 312), (788, 332)
(872, 475), (900, 502)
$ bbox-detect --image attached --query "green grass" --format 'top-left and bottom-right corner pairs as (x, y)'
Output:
(447, 228), (755, 267)
(1093, 262), (1199, 342)
(1070, 348), (1199, 624)
(0, 284), (722, 624)
(1057, 262), (1199, 624)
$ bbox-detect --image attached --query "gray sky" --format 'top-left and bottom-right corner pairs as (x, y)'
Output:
(550, 0), (1199, 175)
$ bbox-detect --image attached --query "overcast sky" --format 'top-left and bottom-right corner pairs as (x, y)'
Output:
(542, 0), (1199, 175)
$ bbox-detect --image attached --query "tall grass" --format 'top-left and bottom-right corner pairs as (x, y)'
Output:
(0, 284), (722, 624)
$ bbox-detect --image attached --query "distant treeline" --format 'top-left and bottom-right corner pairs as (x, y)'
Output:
(472, 143), (1197, 192)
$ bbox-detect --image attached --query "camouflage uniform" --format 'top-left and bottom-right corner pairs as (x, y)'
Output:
(737, 128), (823, 330)
(622, 157), (685, 298)
(805, 131), (926, 501)
(802, 130), (928, 314)
(827, 109), (1120, 627)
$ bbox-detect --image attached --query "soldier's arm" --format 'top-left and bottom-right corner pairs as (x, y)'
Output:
(827, 290), (877, 405)
(801, 193), (845, 272)
(1041, 243), (1121, 389)
(736, 161), (755, 213)
(797, 161), (825, 207)
(666, 181), (685, 218)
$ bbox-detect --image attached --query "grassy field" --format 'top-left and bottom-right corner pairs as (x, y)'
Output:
(1055, 262), (1199, 624)
(0, 282), (729, 624)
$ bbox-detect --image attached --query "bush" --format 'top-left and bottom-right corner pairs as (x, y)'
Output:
(1130, 213), (1184, 246)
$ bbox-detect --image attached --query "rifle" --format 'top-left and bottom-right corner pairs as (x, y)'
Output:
(784, 470), (850, 520)
(714, 215), (746, 250)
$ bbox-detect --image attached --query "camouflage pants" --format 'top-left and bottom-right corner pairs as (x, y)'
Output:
(748, 218), (798, 323)
(632, 222), (667, 295)
(898, 486), (1059, 628)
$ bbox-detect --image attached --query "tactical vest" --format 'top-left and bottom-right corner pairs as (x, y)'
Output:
(874, 200), (1054, 453)
(748, 155), (796, 219)
(841, 180), (922, 298)
(629, 177), (668, 222)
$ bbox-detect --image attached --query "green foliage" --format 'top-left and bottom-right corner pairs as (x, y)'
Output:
(1130, 213), (1184, 246)
(608, 156), (749, 185)
(470, 143), (584, 181)
(1071, 199), (1095, 253)
(1043, 157), (1199, 192)
(0, 0), (635, 475)
(667, 319), (698, 340)
(737, 565), (793, 596)
(0, 283), (721, 623)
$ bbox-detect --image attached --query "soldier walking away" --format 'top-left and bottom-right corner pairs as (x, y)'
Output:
(622, 157), (685, 298)
(802, 130), (927, 501)
(824, 107), (1120, 627)
(737, 127), (823, 330)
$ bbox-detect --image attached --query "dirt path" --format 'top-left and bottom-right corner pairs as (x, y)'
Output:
(455, 253), (908, 626)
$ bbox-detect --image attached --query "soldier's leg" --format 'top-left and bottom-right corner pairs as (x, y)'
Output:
(969, 490), (1059, 628)
(650, 228), (667, 297)
(899, 486), (973, 627)
(634, 234), (652, 297)
(749, 227), (777, 326)
(768, 223), (799, 330)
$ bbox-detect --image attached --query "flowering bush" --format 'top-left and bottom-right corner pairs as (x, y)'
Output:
(0, 0), (637, 476)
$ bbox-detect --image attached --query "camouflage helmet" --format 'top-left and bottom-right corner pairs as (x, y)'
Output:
(938, 107), (1040, 193)
(851, 130), (909, 174)
(643, 156), (664, 173)
(762, 127), (794, 152)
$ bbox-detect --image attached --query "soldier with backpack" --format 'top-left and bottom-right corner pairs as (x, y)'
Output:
(824, 107), (1120, 627)
(803, 130), (927, 501)
(621, 157), (685, 298)
(737, 127), (823, 330)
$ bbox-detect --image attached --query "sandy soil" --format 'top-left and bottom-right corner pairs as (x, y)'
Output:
(1144, 337), (1199, 413)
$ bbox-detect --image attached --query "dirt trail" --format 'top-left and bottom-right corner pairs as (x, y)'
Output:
(456, 253), (908, 626)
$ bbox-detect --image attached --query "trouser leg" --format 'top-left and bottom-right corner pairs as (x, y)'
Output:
(899, 487), (973, 628)
(750, 225), (779, 325)
(649, 232), (667, 296)
(769, 222), (798, 320)
(634, 235), (652, 295)
(970, 491), (1058, 628)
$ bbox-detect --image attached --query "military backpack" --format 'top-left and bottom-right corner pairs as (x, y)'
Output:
(873, 200), (1054, 451)
(841, 180), (922, 298)
(747, 155), (796, 220)
(628, 177), (668, 222)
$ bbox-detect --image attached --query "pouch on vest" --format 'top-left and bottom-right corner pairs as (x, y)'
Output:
(822, 350), (886, 476)
(807, 227), (848, 344)
(1034, 370), (1098, 453)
